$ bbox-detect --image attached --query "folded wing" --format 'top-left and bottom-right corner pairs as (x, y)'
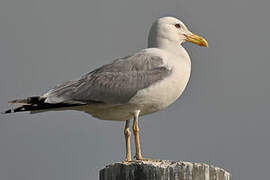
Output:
(44, 53), (171, 104)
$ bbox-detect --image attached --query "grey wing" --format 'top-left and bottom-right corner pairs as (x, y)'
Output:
(44, 53), (171, 104)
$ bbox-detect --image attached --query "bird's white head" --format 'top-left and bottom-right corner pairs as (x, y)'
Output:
(148, 17), (208, 51)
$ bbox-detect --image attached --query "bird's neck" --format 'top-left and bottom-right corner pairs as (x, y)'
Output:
(148, 38), (190, 60)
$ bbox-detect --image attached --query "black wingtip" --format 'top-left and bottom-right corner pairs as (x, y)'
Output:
(1, 109), (12, 114)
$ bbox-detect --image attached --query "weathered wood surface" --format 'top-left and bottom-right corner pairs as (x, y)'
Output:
(100, 160), (230, 180)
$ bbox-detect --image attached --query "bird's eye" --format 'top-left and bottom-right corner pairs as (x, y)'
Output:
(175, 24), (181, 28)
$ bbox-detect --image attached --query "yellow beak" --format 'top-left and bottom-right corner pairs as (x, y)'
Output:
(185, 33), (208, 47)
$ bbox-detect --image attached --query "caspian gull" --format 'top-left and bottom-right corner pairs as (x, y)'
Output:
(3, 17), (208, 161)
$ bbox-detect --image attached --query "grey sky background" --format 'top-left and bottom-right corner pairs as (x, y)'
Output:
(0, 0), (270, 179)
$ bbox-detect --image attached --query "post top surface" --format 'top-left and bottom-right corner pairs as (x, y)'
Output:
(102, 159), (230, 178)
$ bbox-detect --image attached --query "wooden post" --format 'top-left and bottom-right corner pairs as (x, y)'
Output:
(100, 160), (230, 180)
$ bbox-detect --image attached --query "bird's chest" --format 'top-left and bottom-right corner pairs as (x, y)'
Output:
(130, 60), (191, 115)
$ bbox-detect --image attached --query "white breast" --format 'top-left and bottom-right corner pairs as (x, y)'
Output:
(129, 50), (191, 116)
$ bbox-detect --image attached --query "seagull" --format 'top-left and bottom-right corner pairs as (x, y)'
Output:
(3, 17), (207, 161)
